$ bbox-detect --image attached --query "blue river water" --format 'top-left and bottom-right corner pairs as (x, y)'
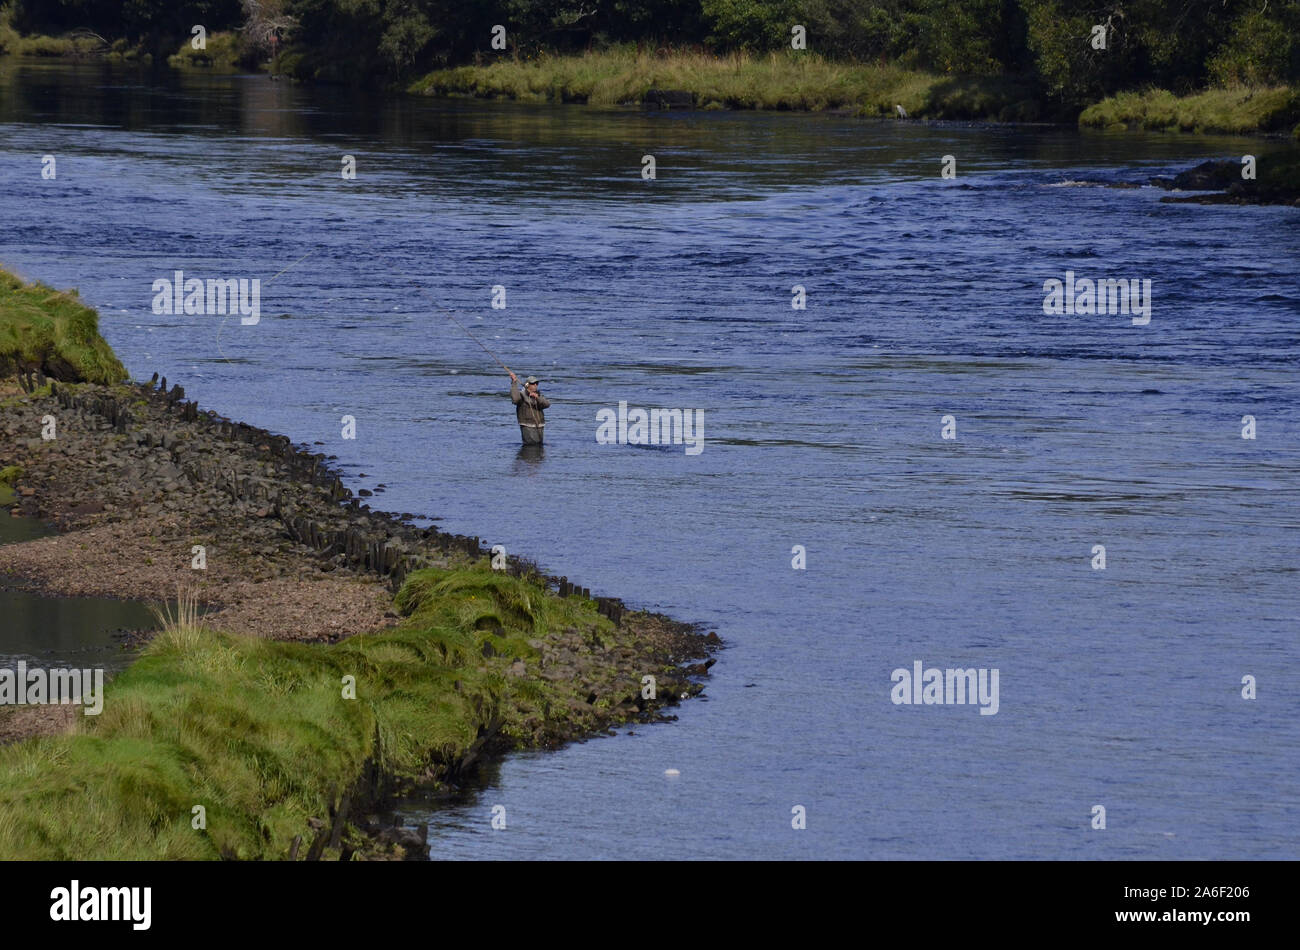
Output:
(1, 60), (1297, 858)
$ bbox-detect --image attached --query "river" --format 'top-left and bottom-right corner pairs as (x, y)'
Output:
(1, 58), (1297, 859)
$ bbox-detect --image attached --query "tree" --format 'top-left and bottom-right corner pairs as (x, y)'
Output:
(241, 0), (299, 55)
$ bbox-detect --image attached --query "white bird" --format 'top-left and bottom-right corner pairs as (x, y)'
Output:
(895, 104), (908, 118)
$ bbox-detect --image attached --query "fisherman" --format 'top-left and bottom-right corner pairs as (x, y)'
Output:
(509, 372), (550, 445)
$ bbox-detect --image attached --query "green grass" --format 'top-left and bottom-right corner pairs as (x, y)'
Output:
(0, 6), (137, 61)
(409, 49), (1039, 119)
(1080, 85), (1300, 136)
(166, 32), (245, 71)
(0, 564), (609, 859)
(411, 49), (1300, 133)
(0, 267), (127, 384)
(0, 465), (16, 506)
(0, 24), (106, 58)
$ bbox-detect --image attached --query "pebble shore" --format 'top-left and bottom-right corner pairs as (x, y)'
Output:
(0, 376), (720, 768)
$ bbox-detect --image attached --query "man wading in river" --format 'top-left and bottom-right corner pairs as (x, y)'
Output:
(509, 372), (550, 445)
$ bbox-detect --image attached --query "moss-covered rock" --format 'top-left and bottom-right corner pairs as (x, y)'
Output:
(1150, 157), (1300, 206)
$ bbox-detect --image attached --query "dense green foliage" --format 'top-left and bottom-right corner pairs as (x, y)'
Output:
(4, 0), (242, 46)
(4, 1), (1299, 107)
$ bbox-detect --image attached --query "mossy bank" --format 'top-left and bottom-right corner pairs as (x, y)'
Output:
(0, 267), (718, 859)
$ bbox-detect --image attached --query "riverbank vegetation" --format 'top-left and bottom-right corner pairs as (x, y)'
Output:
(409, 49), (1042, 118)
(0, 465), (18, 507)
(3, 1), (1298, 132)
(0, 269), (126, 385)
(166, 30), (245, 70)
(0, 565), (639, 859)
(1080, 85), (1300, 137)
(0, 265), (712, 858)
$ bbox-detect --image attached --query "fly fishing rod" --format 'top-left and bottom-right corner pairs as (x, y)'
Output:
(414, 285), (550, 435)
(216, 249), (315, 364)
(413, 285), (513, 376)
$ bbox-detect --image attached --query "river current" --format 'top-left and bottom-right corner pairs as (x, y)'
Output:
(2, 60), (1297, 858)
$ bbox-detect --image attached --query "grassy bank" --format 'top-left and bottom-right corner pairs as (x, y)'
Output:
(166, 32), (252, 71)
(410, 50), (1300, 135)
(0, 269), (127, 384)
(0, 267), (712, 858)
(0, 565), (632, 859)
(1081, 86), (1300, 137)
(0, 23), (105, 58)
(409, 50), (1043, 120)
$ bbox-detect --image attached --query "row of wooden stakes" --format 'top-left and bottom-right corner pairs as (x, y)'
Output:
(53, 375), (629, 624)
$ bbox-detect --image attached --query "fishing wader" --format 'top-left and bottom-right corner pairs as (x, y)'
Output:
(511, 377), (549, 445)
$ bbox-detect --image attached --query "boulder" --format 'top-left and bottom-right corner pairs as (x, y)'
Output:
(1170, 159), (1238, 191)
(644, 88), (694, 109)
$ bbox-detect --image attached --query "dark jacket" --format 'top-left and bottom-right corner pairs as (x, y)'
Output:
(511, 379), (550, 427)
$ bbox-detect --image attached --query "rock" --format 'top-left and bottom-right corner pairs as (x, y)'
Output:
(644, 88), (694, 109)
(507, 659), (526, 677)
(389, 826), (425, 851)
(1150, 157), (1300, 206)
(1171, 159), (1238, 191)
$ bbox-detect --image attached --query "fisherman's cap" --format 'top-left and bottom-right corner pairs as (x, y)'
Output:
(525, 376), (540, 384)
